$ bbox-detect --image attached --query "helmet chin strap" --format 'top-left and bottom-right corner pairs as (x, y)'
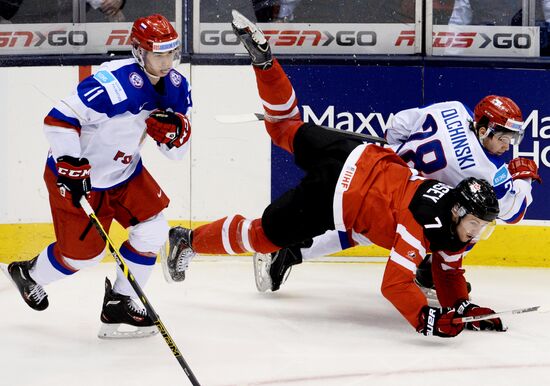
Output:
(144, 69), (161, 82)
(450, 204), (467, 236)
(132, 47), (165, 83)
(478, 127), (491, 144)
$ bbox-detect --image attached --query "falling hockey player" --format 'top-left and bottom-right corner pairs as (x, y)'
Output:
(1, 14), (192, 339)
(161, 10), (507, 338)
(251, 96), (541, 298)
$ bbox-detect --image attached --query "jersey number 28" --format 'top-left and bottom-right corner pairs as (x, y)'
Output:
(400, 114), (447, 174)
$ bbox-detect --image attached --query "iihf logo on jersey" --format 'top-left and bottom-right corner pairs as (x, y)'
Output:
(339, 165), (356, 191)
(407, 250), (416, 259)
(169, 71), (182, 87)
(129, 72), (144, 88)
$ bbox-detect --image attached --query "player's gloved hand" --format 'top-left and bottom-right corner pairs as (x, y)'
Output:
(455, 300), (507, 332)
(145, 109), (191, 149)
(508, 157), (542, 184)
(417, 306), (464, 338)
(56, 156), (91, 209)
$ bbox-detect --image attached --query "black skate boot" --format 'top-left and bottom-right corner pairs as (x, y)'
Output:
(415, 254), (471, 301)
(160, 226), (195, 283)
(231, 9), (273, 69)
(1, 257), (49, 311)
(98, 277), (157, 339)
(254, 246), (303, 292)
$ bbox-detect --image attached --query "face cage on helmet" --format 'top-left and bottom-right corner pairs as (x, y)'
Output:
(454, 205), (496, 242)
(132, 42), (182, 75)
(487, 120), (525, 146)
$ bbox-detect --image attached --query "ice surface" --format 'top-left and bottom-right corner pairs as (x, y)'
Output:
(1, 258), (549, 386)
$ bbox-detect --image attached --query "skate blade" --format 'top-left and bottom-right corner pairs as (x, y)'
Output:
(231, 10), (252, 30)
(0, 263), (9, 278)
(159, 241), (175, 284)
(415, 281), (441, 306)
(159, 240), (177, 283)
(416, 283), (472, 305)
(0, 263), (15, 287)
(253, 253), (273, 292)
(98, 323), (158, 339)
(231, 10), (267, 43)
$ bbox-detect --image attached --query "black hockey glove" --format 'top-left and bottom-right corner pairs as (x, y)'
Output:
(417, 306), (464, 338)
(455, 300), (506, 332)
(56, 156), (91, 208)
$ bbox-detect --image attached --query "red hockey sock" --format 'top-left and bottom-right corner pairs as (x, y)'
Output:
(193, 216), (280, 254)
(254, 59), (303, 153)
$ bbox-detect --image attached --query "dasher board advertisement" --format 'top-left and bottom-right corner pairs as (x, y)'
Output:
(197, 23), (417, 55)
(431, 25), (540, 57)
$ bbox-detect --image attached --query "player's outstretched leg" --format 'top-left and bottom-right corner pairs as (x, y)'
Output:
(231, 10), (273, 69)
(232, 9), (303, 154)
(98, 277), (157, 339)
(1, 257), (49, 311)
(254, 246), (302, 292)
(163, 217), (281, 283)
(160, 226), (195, 283)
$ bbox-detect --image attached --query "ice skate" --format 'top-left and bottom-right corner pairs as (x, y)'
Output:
(98, 277), (157, 339)
(231, 9), (273, 69)
(1, 257), (49, 311)
(160, 226), (195, 283)
(253, 247), (302, 292)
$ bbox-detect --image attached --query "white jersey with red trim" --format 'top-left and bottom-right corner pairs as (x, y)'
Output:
(43, 58), (192, 189)
(386, 101), (532, 223)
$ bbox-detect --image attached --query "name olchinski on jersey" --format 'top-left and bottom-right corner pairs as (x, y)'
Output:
(387, 101), (531, 223)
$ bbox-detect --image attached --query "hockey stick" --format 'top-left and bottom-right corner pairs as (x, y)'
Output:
(79, 197), (201, 386)
(452, 305), (543, 324)
(215, 113), (388, 145)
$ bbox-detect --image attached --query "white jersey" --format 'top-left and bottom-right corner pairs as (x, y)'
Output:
(43, 58), (192, 189)
(386, 101), (532, 223)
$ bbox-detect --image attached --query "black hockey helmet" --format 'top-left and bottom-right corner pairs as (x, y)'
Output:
(454, 177), (499, 222)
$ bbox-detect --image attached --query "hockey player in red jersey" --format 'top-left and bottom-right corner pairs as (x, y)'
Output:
(160, 11), (505, 337)
(1, 14), (192, 339)
(255, 96), (540, 298)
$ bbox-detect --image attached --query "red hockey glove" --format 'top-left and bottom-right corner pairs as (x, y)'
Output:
(56, 156), (91, 208)
(455, 300), (506, 332)
(145, 109), (191, 149)
(508, 157), (542, 184)
(417, 306), (464, 338)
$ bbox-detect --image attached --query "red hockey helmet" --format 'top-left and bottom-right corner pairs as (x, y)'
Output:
(474, 95), (524, 145)
(131, 14), (180, 53)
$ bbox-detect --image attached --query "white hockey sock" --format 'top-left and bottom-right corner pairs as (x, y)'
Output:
(112, 241), (156, 298)
(30, 244), (104, 286)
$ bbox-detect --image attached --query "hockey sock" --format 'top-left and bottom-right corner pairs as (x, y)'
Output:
(193, 215), (280, 254)
(113, 241), (156, 298)
(30, 243), (78, 285)
(254, 59), (303, 153)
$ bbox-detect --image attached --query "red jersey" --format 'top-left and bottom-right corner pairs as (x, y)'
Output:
(334, 144), (472, 329)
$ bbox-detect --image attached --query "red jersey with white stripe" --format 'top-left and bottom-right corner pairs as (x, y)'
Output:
(334, 144), (472, 328)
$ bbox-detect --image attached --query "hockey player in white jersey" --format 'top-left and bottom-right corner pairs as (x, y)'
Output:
(1, 14), (192, 338)
(254, 95), (542, 293)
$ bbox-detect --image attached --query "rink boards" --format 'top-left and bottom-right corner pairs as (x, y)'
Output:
(1, 221), (549, 267)
(0, 63), (548, 266)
